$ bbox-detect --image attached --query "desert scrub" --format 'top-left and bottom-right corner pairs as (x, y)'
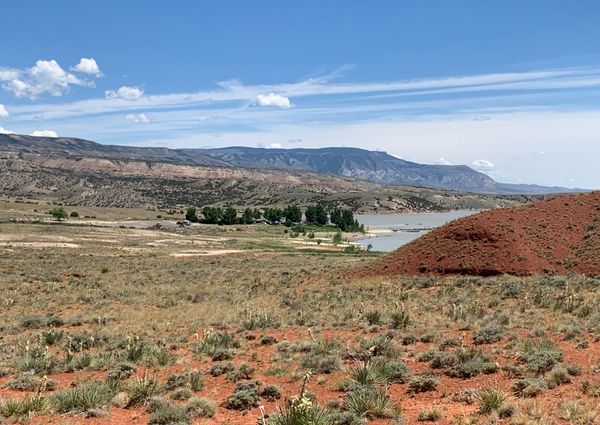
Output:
(242, 310), (281, 330)
(147, 403), (191, 425)
(473, 323), (503, 345)
(581, 380), (600, 397)
(559, 401), (599, 424)
(226, 363), (256, 382)
(511, 378), (548, 398)
(260, 384), (283, 401)
(5, 374), (56, 392)
(429, 347), (498, 379)
(545, 365), (572, 388)
(417, 408), (442, 421)
(517, 338), (563, 374)
(223, 381), (260, 410)
(408, 374), (439, 394)
(163, 370), (203, 392)
(186, 396), (216, 418)
(302, 352), (341, 374)
(208, 361), (235, 377)
(194, 330), (239, 359)
(107, 361), (137, 381)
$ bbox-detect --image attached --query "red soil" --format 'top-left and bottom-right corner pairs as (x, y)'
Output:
(355, 192), (600, 277)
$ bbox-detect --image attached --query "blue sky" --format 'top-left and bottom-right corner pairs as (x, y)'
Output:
(1, 1), (599, 188)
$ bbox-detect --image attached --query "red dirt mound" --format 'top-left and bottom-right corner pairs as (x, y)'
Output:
(355, 191), (600, 277)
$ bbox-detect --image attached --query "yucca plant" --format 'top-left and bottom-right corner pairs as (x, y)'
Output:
(0, 395), (48, 419)
(477, 388), (507, 414)
(127, 374), (162, 407)
(343, 386), (397, 419)
(52, 383), (113, 413)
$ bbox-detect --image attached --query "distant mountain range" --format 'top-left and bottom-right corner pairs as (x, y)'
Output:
(0, 133), (583, 194)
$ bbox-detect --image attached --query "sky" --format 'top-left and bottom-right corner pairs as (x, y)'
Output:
(1, 1), (599, 188)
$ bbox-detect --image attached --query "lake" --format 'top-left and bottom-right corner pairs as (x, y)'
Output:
(355, 210), (477, 252)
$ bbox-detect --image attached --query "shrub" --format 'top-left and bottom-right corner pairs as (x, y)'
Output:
(223, 381), (260, 410)
(20, 315), (45, 329)
(187, 397), (216, 418)
(107, 362), (136, 382)
(581, 380), (600, 397)
(170, 387), (193, 401)
(511, 378), (548, 397)
(546, 365), (571, 388)
(328, 411), (367, 425)
(518, 338), (563, 374)
(226, 363), (256, 382)
(408, 374), (439, 394)
(260, 384), (282, 401)
(473, 324), (503, 345)
(417, 408), (442, 421)
(302, 353), (341, 374)
(147, 403), (190, 425)
(5, 375), (56, 392)
(208, 362), (235, 377)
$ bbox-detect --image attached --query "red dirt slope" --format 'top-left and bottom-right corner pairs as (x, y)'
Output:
(356, 192), (600, 277)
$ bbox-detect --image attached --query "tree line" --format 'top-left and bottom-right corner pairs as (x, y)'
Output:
(184, 204), (364, 232)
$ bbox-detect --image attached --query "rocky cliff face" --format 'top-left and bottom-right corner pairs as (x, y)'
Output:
(0, 133), (579, 194)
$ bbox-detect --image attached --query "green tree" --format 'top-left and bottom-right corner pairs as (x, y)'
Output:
(282, 204), (302, 226)
(185, 207), (199, 223)
(330, 208), (363, 232)
(264, 208), (283, 223)
(241, 208), (255, 224)
(222, 207), (238, 225)
(305, 204), (328, 226)
(202, 206), (223, 224)
(50, 207), (68, 221)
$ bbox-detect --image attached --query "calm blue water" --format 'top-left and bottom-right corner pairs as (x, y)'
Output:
(355, 210), (476, 252)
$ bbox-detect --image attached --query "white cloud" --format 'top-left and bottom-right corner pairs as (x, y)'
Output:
(0, 126), (15, 134)
(255, 92), (292, 108)
(266, 143), (282, 149)
(0, 59), (96, 99)
(0, 104), (8, 118)
(125, 113), (151, 123)
(71, 58), (102, 76)
(434, 157), (452, 165)
(32, 130), (58, 138)
(105, 86), (144, 101)
(471, 159), (496, 171)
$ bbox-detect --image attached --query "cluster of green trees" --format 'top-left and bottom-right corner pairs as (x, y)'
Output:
(330, 208), (365, 232)
(184, 204), (363, 232)
(185, 206), (260, 225)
